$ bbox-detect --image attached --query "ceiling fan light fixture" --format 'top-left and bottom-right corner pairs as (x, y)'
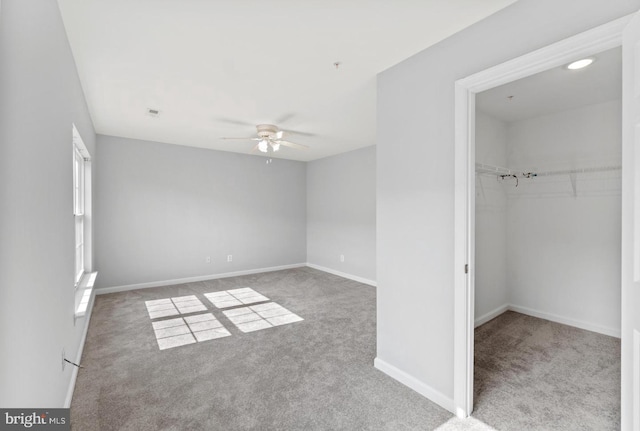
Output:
(258, 139), (269, 152)
(220, 123), (309, 155)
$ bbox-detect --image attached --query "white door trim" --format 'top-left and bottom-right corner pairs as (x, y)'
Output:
(634, 330), (640, 430)
(453, 14), (633, 418)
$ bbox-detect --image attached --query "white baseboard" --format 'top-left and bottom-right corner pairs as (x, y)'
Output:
(64, 288), (96, 408)
(374, 357), (455, 414)
(305, 263), (377, 287)
(473, 303), (620, 338)
(508, 304), (621, 338)
(475, 304), (509, 328)
(96, 263), (307, 295)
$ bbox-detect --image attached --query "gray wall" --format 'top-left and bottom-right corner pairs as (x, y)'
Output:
(376, 0), (638, 412)
(0, 0), (97, 407)
(307, 146), (376, 282)
(95, 135), (307, 289)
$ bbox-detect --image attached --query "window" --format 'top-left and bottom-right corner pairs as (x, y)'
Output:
(72, 125), (91, 287)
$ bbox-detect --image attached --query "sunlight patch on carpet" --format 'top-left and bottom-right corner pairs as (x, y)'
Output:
(151, 313), (231, 350)
(145, 295), (207, 318)
(223, 302), (303, 333)
(145, 290), (301, 349)
(204, 287), (269, 308)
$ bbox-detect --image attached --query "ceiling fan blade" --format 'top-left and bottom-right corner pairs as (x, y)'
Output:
(283, 129), (316, 138)
(215, 117), (256, 127)
(275, 113), (296, 124)
(221, 137), (260, 140)
(250, 143), (260, 153)
(276, 140), (309, 150)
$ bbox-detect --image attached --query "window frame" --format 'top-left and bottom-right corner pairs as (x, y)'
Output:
(72, 125), (91, 288)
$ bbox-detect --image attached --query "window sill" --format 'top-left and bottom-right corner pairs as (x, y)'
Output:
(75, 272), (97, 318)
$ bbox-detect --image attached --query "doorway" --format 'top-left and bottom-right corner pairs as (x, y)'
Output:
(452, 13), (638, 422)
(471, 46), (622, 428)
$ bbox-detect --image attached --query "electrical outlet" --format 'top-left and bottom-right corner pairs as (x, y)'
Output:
(62, 348), (66, 371)
(206, 256), (211, 264)
(227, 255), (233, 262)
(340, 254), (345, 263)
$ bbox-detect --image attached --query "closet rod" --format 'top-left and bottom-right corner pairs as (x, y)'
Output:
(475, 163), (621, 177)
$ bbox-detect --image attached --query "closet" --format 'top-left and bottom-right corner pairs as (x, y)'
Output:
(474, 47), (622, 337)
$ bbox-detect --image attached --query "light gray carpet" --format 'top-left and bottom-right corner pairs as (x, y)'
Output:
(71, 268), (453, 430)
(473, 311), (621, 431)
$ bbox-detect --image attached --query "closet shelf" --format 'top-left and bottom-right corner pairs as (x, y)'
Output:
(532, 165), (621, 177)
(475, 163), (513, 175)
(476, 163), (621, 197)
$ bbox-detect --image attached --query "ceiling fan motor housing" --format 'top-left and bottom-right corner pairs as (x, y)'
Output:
(256, 124), (279, 138)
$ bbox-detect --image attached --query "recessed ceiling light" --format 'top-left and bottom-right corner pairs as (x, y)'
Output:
(566, 58), (594, 70)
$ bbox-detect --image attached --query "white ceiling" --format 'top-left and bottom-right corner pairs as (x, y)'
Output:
(477, 47), (622, 123)
(57, 0), (517, 161)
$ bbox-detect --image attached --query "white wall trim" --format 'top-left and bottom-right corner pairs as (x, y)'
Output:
(374, 357), (455, 413)
(64, 289), (97, 408)
(96, 263), (307, 295)
(474, 304), (509, 328)
(457, 15), (633, 93)
(509, 304), (621, 338)
(96, 262), (377, 295)
(306, 263), (377, 287)
(634, 329), (640, 431)
(473, 303), (620, 338)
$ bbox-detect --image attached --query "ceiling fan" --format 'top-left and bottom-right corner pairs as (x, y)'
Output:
(221, 124), (309, 153)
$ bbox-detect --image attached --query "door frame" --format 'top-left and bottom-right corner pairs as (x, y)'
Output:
(453, 14), (633, 418)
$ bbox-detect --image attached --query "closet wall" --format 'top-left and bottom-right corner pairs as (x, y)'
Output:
(475, 112), (509, 322)
(476, 99), (622, 336)
(506, 100), (621, 335)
